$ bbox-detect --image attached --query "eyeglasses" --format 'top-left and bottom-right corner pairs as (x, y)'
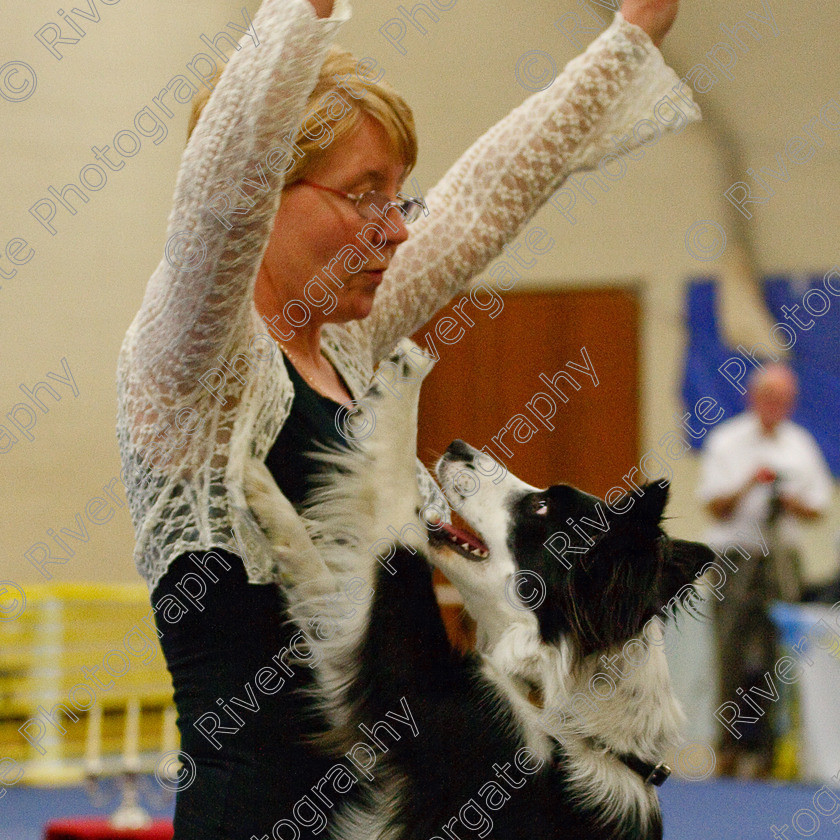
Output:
(299, 180), (427, 224)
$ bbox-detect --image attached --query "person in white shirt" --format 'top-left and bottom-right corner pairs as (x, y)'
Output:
(698, 363), (833, 778)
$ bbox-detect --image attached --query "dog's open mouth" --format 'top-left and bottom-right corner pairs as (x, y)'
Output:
(427, 518), (489, 560)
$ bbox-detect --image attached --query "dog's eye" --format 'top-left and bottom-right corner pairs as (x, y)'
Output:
(532, 498), (549, 516)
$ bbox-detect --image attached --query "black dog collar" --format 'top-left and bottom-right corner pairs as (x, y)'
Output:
(572, 738), (671, 787)
(614, 751), (672, 787)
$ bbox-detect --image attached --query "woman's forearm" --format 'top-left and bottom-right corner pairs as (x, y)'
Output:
(131, 0), (348, 400)
(364, 12), (698, 361)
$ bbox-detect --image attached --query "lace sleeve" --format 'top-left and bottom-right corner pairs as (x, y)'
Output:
(128, 0), (350, 409)
(362, 13), (700, 363)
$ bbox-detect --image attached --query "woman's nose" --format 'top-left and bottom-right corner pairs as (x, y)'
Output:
(385, 207), (410, 245)
(362, 207), (409, 250)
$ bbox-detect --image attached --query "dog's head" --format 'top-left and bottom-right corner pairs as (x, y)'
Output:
(430, 440), (714, 660)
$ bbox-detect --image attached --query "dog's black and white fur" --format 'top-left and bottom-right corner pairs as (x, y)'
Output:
(244, 345), (714, 840)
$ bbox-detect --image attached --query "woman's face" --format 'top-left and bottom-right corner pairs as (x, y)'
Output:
(260, 115), (410, 326)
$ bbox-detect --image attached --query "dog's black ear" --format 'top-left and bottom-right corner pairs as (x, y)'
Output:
(636, 480), (669, 523)
(605, 481), (669, 541)
(669, 538), (717, 573)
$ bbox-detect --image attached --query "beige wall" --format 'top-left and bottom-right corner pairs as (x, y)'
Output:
(2, 0), (839, 587)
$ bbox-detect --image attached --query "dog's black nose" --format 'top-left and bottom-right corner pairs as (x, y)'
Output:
(444, 439), (474, 461)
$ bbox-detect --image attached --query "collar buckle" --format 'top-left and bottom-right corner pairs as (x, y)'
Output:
(644, 762), (671, 786)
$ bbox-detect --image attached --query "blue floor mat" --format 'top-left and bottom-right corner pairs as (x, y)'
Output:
(3, 777), (835, 840)
(2, 778), (174, 840)
(660, 778), (836, 839)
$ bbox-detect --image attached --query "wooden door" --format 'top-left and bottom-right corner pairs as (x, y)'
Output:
(413, 288), (640, 493)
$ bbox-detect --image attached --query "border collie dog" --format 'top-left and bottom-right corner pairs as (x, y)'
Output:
(244, 344), (713, 840)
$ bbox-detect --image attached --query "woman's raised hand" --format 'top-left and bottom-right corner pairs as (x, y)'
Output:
(307, 0), (334, 19)
(619, 0), (679, 47)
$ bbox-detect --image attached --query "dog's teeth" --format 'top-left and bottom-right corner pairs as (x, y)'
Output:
(426, 512), (441, 525)
(461, 542), (470, 551)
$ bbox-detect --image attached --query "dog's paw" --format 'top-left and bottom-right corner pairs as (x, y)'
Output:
(242, 458), (297, 548)
(388, 338), (435, 376)
(242, 459), (316, 554)
(242, 457), (339, 597)
(368, 338), (435, 404)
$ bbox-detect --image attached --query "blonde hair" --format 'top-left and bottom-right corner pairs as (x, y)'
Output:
(187, 46), (417, 182)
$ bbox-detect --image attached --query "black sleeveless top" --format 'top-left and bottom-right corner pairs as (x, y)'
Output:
(263, 354), (349, 509)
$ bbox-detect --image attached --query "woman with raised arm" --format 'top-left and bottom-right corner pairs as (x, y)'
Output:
(116, 0), (697, 835)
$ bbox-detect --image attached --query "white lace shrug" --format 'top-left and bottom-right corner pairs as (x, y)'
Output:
(116, 0), (699, 592)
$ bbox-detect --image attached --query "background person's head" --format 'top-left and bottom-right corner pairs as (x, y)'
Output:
(747, 363), (798, 433)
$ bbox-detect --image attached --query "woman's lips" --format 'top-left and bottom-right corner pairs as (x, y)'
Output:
(364, 269), (385, 285)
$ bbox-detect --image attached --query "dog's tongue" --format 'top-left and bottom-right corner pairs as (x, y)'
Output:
(439, 521), (488, 554)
